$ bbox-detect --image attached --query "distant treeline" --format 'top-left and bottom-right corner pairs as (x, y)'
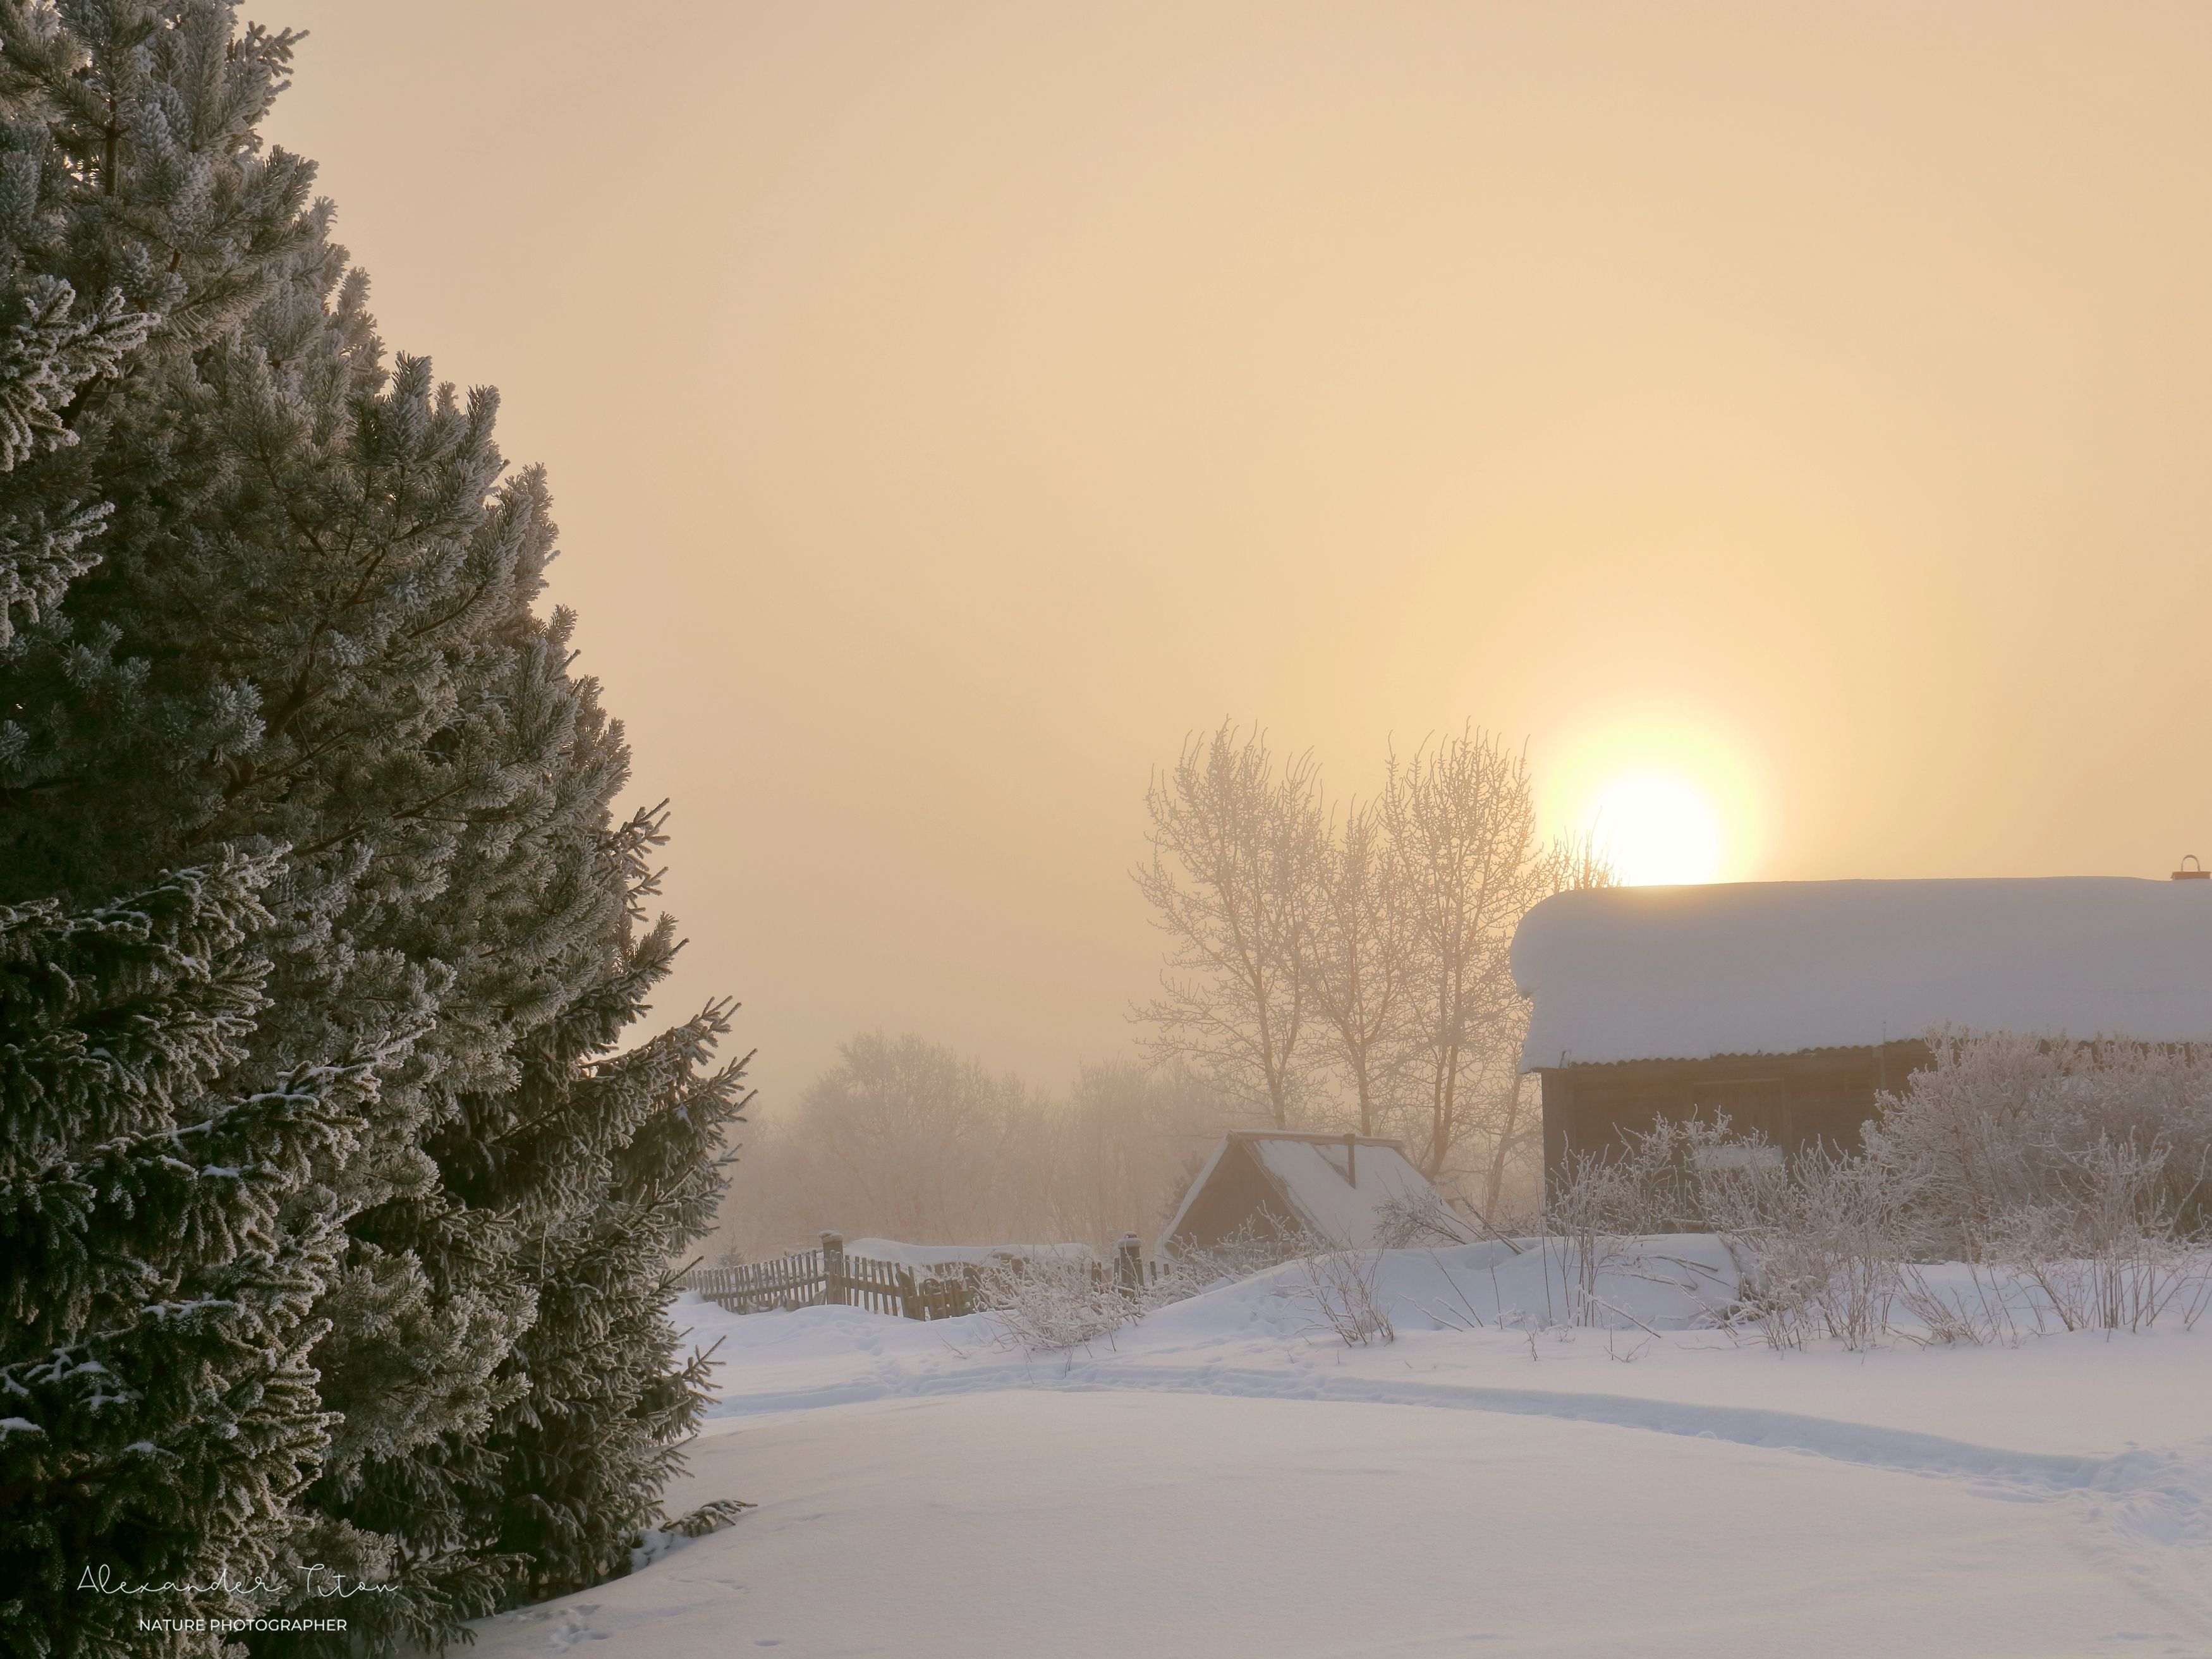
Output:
(715, 1038), (1239, 1259)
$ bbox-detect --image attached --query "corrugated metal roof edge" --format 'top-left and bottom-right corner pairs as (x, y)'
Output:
(1526, 1038), (1935, 1072)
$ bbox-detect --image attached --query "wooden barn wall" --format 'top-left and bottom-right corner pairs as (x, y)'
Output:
(1539, 1038), (1935, 1187)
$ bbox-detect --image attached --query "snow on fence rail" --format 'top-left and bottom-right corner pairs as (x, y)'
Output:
(683, 1232), (1167, 1320)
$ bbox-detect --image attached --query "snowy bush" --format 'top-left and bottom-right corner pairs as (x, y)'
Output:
(1893, 1263), (2026, 1346)
(1981, 1136), (2212, 1334)
(1864, 1034), (2212, 1334)
(1165, 1217), (1325, 1285)
(1375, 1188), (1481, 1249)
(978, 1256), (1145, 1354)
(1865, 1031), (2212, 1258)
(1292, 1250), (1396, 1346)
(975, 1218), (1390, 1355)
(1538, 1033), (2212, 1348)
(1717, 1148), (1905, 1351)
(1539, 1115), (1905, 1346)
(1540, 1120), (1728, 1326)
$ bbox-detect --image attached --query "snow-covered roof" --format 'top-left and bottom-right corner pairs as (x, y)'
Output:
(1513, 877), (2212, 1069)
(1159, 1132), (1479, 1252)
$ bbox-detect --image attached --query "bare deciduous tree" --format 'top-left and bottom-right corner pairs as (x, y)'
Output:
(1133, 723), (1324, 1127)
(1383, 727), (1551, 1187)
(1134, 721), (1608, 1204)
(1303, 796), (1411, 1136)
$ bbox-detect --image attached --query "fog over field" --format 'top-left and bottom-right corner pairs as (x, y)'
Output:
(265, 1), (2212, 1112)
(12, 6), (2212, 1655)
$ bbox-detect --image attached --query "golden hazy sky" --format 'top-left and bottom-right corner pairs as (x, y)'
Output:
(265, 1), (2212, 1097)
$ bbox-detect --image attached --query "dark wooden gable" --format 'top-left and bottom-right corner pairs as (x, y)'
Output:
(1164, 1138), (1303, 1253)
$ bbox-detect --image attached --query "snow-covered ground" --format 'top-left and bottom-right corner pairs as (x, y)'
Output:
(461, 1243), (2212, 1658)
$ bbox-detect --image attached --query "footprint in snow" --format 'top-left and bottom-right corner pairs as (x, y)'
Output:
(545, 1607), (607, 1652)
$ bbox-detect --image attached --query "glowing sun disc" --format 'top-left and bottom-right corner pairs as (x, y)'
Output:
(1588, 774), (1723, 885)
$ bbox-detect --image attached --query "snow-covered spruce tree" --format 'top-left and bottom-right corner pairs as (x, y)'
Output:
(0, 856), (385, 1659)
(2, 20), (380, 1656)
(451, 871), (751, 1609)
(0, 4), (746, 1649)
(0, 29), (150, 643)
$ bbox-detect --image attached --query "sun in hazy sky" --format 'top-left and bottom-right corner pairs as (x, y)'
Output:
(1586, 773), (1724, 885)
(1549, 720), (1758, 887)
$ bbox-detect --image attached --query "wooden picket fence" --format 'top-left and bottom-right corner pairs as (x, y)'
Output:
(683, 1232), (1167, 1322)
(686, 1244), (829, 1310)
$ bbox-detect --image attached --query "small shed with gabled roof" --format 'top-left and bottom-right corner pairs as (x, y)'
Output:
(1157, 1130), (1478, 1256)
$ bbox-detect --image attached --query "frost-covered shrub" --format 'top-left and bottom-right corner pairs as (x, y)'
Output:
(1864, 1035), (2212, 1334)
(1714, 1148), (1905, 1351)
(1538, 1034), (2212, 1347)
(1165, 1217), (1322, 1284)
(978, 1221), (1328, 1354)
(1540, 1117), (1752, 1325)
(1545, 1116), (1905, 1346)
(1375, 1188), (1480, 1249)
(979, 1256), (1141, 1354)
(1292, 1251), (1395, 1346)
(978, 1220), (1388, 1354)
(1893, 1263), (2025, 1347)
(1983, 1136), (2211, 1333)
(1865, 1031), (2212, 1258)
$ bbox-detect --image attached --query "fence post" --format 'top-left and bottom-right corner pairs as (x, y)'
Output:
(1115, 1233), (1143, 1299)
(820, 1231), (846, 1305)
